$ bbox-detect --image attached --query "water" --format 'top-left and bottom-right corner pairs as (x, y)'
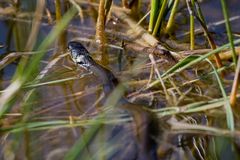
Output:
(0, 0), (240, 159)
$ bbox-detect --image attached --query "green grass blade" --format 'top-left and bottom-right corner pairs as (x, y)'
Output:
(165, 0), (179, 33)
(24, 77), (79, 88)
(64, 84), (125, 160)
(148, 0), (159, 33)
(147, 39), (240, 89)
(152, 0), (168, 36)
(162, 39), (240, 78)
(64, 124), (101, 160)
(220, 0), (237, 65)
(205, 59), (234, 131)
(0, 7), (77, 117)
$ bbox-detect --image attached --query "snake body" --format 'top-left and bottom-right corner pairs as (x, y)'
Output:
(68, 41), (158, 159)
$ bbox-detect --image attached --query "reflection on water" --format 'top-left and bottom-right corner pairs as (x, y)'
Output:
(0, 0), (240, 160)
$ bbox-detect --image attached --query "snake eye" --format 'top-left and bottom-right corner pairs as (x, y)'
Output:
(77, 61), (84, 65)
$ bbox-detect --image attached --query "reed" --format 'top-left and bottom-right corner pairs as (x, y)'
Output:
(0, 1), (240, 159)
(220, 0), (237, 66)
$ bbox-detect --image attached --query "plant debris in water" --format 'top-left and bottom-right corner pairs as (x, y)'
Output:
(0, 0), (240, 160)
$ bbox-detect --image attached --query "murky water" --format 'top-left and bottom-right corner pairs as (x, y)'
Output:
(0, 0), (240, 160)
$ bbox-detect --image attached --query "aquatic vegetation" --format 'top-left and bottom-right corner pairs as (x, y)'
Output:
(0, 0), (240, 159)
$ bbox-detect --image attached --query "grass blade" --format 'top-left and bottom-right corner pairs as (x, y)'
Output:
(220, 0), (237, 65)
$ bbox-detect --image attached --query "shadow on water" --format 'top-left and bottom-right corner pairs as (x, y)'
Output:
(0, 0), (240, 159)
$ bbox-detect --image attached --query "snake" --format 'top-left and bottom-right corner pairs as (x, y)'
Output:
(68, 41), (159, 159)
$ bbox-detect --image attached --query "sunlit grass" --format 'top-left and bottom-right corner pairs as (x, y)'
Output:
(0, 0), (239, 159)
(0, 7), (77, 117)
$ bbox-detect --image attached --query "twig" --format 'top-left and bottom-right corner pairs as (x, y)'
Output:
(230, 55), (240, 107)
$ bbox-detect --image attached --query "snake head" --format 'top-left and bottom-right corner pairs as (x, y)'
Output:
(68, 41), (93, 70)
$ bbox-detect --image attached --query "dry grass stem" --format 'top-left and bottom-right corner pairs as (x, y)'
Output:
(96, 0), (106, 46)
(69, 0), (84, 23)
(25, 0), (45, 50)
(230, 55), (240, 107)
(149, 54), (171, 103)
